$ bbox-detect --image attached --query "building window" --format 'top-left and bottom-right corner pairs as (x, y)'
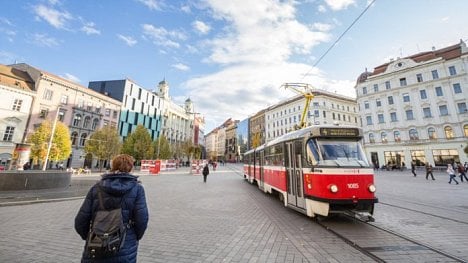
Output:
(464, 125), (468, 137)
(394, 131), (401, 142)
(39, 109), (48, 119)
(362, 87), (367, 95)
(409, 129), (419, 140)
(388, 96), (394, 105)
(428, 127), (436, 139)
(433, 149), (460, 166)
(378, 114), (384, 123)
(419, 90), (427, 99)
(448, 66), (457, 76)
(453, 83), (462, 94)
(439, 105), (449, 116)
(385, 81), (391, 89)
(376, 99), (381, 107)
(73, 114), (82, 127)
(381, 132), (387, 143)
(12, 99), (23, 111)
(390, 112), (397, 122)
(403, 93), (410, 102)
(87, 103), (93, 112)
(373, 84), (378, 92)
(410, 150), (426, 166)
(405, 109), (414, 120)
(314, 110), (319, 117)
(423, 107), (432, 118)
(431, 70), (439, 79)
(369, 133), (375, 143)
(113, 110), (118, 119)
(366, 116), (372, 125)
(58, 110), (65, 121)
(399, 78), (407, 87)
(3, 126), (14, 141)
(71, 132), (78, 145)
(43, 89), (53, 100)
(83, 116), (91, 129)
(457, 102), (467, 113)
(435, 86), (443, 96)
(60, 95), (68, 105)
(332, 113), (336, 120)
(364, 101), (369, 109)
(416, 73), (423, 82)
(444, 126), (454, 139)
(92, 118), (99, 130)
(80, 133), (87, 146)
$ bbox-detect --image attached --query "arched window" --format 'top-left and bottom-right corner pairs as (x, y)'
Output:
(394, 131), (401, 142)
(428, 127), (436, 139)
(73, 114), (82, 127)
(92, 118), (99, 130)
(444, 126), (454, 139)
(83, 116), (91, 129)
(71, 132), (78, 145)
(381, 132), (387, 143)
(369, 133), (375, 143)
(80, 133), (87, 146)
(409, 129), (419, 140)
(464, 124), (468, 137)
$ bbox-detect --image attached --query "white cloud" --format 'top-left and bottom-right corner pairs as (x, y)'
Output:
(81, 22), (100, 35)
(33, 33), (60, 47)
(192, 20), (211, 35)
(117, 34), (138, 46)
(318, 5), (327, 13)
(61, 73), (80, 83)
(136, 0), (161, 10)
(142, 24), (186, 48)
(172, 63), (190, 71)
(33, 4), (72, 29)
(324, 0), (356, 11)
(181, 4), (191, 13)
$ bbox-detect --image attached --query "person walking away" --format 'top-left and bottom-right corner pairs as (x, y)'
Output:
(425, 162), (435, 180)
(411, 161), (417, 177)
(447, 163), (459, 185)
(457, 162), (468, 182)
(202, 164), (209, 183)
(74, 154), (149, 262)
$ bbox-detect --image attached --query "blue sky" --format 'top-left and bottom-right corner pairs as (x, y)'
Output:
(1, 0), (467, 132)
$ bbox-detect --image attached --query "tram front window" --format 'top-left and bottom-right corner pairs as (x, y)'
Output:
(306, 139), (370, 167)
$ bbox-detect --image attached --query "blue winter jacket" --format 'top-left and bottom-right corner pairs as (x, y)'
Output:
(75, 173), (149, 263)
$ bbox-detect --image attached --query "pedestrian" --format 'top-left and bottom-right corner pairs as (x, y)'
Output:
(74, 154), (149, 262)
(411, 161), (416, 177)
(425, 162), (435, 180)
(22, 162), (30, 170)
(447, 163), (459, 185)
(457, 162), (468, 182)
(202, 164), (209, 183)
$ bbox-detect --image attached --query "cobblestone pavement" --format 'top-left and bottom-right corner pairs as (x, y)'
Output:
(0, 165), (467, 262)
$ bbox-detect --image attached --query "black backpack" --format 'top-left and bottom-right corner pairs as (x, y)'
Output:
(85, 186), (130, 258)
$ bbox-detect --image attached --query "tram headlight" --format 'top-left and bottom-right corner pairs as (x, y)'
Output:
(368, 184), (376, 193)
(329, 184), (338, 193)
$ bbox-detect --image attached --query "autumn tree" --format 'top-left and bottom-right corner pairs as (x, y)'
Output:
(84, 126), (122, 171)
(153, 135), (172, 159)
(28, 120), (72, 167)
(122, 125), (154, 164)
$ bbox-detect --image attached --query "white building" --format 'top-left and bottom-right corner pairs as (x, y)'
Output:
(355, 40), (468, 169)
(265, 90), (358, 143)
(0, 65), (35, 169)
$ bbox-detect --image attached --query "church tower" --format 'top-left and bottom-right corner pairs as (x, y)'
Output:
(157, 78), (169, 99)
(185, 97), (194, 113)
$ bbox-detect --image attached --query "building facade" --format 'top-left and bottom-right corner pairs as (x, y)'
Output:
(249, 109), (266, 149)
(355, 40), (468, 168)
(0, 65), (35, 169)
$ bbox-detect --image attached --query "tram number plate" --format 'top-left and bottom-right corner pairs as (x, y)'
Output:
(347, 183), (359, 189)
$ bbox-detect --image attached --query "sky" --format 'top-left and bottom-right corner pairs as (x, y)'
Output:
(1, 0), (467, 132)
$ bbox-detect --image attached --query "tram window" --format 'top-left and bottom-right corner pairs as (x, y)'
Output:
(306, 139), (319, 165)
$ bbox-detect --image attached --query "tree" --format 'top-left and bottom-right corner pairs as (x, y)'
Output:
(153, 135), (172, 159)
(28, 120), (72, 166)
(84, 126), (122, 171)
(122, 125), (154, 164)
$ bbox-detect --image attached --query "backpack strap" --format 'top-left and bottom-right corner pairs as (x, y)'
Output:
(96, 186), (106, 211)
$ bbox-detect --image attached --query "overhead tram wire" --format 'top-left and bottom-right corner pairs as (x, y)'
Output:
(300, 0), (377, 81)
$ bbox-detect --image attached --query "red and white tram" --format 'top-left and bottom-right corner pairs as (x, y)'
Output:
(243, 124), (378, 221)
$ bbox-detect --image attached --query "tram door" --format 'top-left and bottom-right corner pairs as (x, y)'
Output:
(258, 150), (264, 190)
(286, 141), (306, 209)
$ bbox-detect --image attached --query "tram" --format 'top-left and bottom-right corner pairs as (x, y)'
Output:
(243, 124), (378, 221)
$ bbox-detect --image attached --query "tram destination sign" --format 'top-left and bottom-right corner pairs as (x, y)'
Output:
(320, 127), (360, 137)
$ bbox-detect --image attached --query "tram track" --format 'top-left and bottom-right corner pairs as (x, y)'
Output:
(317, 216), (467, 263)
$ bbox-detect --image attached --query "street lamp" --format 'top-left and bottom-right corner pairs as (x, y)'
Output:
(42, 107), (60, 171)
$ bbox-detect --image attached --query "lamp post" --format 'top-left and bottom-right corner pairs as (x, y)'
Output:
(42, 107), (60, 171)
